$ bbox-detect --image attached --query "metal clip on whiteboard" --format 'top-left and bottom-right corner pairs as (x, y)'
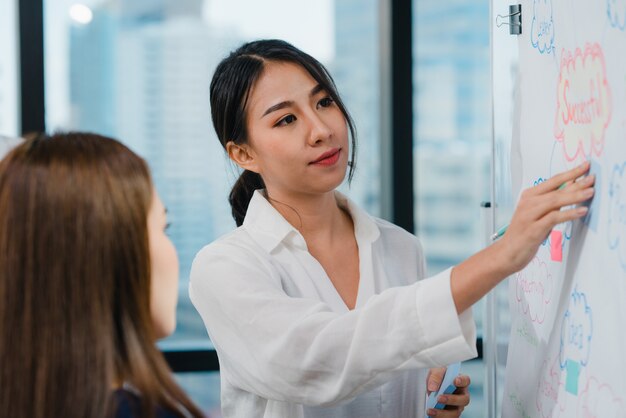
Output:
(496, 4), (522, 35)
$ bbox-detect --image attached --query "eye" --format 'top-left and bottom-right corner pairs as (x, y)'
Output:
(317, 97), (334, 108)
(164, 222), (172, 232)
(275, 114), (297, 127)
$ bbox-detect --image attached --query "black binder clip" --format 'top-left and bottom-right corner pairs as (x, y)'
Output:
(496, 4), (522, 35)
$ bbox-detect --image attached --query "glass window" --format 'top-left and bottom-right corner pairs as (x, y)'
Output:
(413, 1), (491, 417)
(44, 0), (382, 410)
(0, 0), (19, 138)
(174, 371), (221, 416)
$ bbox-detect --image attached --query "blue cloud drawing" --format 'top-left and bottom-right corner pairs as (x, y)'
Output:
(607, 0), (626, 30)
(608, 162), (626, 271)
(531, 0), (555, 54)
(560, 287), (593, 369)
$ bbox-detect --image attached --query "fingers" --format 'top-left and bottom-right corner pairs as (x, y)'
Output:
(426, 375), (471, 417)
(537, 205), (589, 232)
(529, 161), (590, 196)
(427, 367), (446, 393)
(439, 377), (470, 407)
(517, 205), (588, 246)
(435, 392), (470, 408)
(453, 374), (471, 388)
(526, 176), (595, 221)
(426, 406), (466, 417)
(559, 173), (595, 192)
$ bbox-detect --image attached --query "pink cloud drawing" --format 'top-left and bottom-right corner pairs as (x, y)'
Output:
(536, 356), (564, 418)
(578, 376), (624, 417)
(554, 43), (612, 162)
(515, 256), (553, 323)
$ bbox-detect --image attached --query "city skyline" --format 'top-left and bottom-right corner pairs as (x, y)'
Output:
(8, 0), (495, 414)
(65, 0), (493, 344)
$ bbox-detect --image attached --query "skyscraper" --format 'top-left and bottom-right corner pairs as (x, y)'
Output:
(70, 0), (241, 342)
(413, 0), (491, 275)
(333, 0), (381, 217)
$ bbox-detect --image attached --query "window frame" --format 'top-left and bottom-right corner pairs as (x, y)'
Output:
(19, 0), (481, 375)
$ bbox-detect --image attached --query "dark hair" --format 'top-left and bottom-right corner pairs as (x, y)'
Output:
(0, 132), (204, 418)
(210, 39), (357, 226)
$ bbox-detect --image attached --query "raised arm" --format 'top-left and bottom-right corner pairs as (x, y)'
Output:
(450, 161), (594, 313)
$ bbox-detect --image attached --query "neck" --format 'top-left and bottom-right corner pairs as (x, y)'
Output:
(264, 188), (351, 244)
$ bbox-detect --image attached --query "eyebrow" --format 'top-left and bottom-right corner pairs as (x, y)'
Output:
(261, 84), (326, 118)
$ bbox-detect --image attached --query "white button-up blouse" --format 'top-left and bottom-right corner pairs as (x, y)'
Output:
(189, 190), (477, 418)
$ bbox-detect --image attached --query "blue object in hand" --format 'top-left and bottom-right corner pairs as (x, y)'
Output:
(426, 362), (461, 414)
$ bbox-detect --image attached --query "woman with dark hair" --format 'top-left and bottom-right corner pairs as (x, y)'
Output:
(190, 39), (594, 418)
(0, 133), (205, 418)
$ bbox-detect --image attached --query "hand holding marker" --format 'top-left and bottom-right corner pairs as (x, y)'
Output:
(491, 168), (593, 242)
(426, 362), (461, 416)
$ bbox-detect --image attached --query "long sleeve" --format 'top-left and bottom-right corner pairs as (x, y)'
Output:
(189, 241), (477, 407)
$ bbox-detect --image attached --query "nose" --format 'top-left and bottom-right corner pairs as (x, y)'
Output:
(306, 112), (333, 146)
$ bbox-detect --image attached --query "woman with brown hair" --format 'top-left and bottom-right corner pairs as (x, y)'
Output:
(0, 132), (205, 418)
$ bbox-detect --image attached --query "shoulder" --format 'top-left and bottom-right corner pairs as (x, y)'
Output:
(191, 226), (272, 272)
(189, 227), (280, 298)
(113, 389), (180, 418)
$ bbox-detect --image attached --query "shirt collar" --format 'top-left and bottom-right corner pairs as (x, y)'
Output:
(242, 189), (380, 253)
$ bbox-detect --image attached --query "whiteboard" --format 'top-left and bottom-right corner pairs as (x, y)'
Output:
(502, 1), (626, 417)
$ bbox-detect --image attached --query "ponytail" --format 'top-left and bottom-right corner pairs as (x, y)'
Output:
(229, 170), (265, 226)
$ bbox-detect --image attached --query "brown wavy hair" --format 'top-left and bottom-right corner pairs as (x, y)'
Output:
(0, 132), (204, 418)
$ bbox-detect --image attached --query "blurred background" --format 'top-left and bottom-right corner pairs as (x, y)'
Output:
(2, 0), (508, 416)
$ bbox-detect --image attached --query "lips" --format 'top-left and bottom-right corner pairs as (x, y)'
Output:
(310, 148), (341, 166)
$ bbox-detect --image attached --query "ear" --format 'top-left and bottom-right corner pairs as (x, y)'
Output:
(226, 141), (260, 173)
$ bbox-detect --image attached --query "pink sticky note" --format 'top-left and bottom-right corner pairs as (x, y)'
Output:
(550, 230), (563, 262)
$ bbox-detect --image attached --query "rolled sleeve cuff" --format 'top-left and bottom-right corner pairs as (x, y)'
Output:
(414, 267), (478, 366)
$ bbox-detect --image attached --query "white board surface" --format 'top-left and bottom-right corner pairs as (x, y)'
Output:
(503, 1), (626, 417)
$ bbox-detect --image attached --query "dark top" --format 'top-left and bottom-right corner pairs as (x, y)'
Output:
(113, 389), (181, 418)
